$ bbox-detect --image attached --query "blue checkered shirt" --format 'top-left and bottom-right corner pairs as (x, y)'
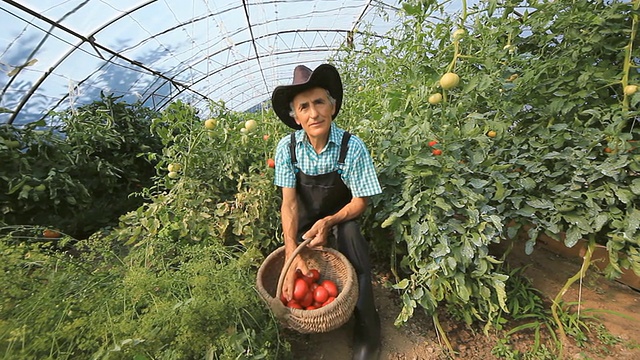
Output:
(273, 123), (382, 198)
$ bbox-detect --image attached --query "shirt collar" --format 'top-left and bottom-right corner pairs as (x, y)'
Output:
(296, 122), (341, 147)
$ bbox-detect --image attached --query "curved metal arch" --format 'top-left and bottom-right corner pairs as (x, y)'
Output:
(3, 0), (162, 123)
(224, 58), (325, 111)
(186, 56), (332, 113)
(4, 0), (217, 124)
(152, 46), (341, 112)
(156, 29), (346, 88)
(3, 0), (398, 124)
(218, 56), (347, 111)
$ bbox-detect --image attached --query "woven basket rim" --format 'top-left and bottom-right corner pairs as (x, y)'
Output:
(256, 240), (358, 333)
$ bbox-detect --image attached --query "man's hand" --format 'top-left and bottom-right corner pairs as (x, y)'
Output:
(282, 254), (310, 302)
(303, 217), (332, 248)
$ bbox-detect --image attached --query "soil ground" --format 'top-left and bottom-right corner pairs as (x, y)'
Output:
(286, 241), (640, 360)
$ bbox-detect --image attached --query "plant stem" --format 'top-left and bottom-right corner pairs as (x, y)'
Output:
(433, 312), (455, 355)
(622, 0), (639, 110)
(550, 234), (596, 360)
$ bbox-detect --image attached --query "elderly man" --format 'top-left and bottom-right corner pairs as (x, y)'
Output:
(271, 63), (382, 360)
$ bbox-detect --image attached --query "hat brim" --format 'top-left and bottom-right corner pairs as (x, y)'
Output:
(271, 64), (343, 130)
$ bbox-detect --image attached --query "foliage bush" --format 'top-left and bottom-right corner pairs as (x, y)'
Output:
(1, 97), (293, 359)
(336, 0), (639, 331)
(0, 227), (289, 359)
(0, 93), (163, 238)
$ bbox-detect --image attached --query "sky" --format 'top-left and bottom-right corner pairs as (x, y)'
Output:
(0, 0), (468, 125)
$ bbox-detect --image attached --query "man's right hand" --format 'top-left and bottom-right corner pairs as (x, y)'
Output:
(282, 254), (310, 302)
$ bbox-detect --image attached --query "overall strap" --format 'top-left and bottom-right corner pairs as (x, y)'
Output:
(290, 130), (350, 168)
(338, 131), (351, 165)
(289, 132), (298, 165)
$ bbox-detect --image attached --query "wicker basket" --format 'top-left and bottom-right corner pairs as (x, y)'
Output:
(256, 237), (358, 334)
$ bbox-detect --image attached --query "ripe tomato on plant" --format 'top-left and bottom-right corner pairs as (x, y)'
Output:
(267, 158), (275, 168)
(428, 140), (438, 147)
(42, 229), (61, 238)
(432, 149), (442, 156)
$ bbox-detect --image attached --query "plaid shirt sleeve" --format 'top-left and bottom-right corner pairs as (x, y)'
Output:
(342, 135), (382, 198)
(273, 135), (296, 188)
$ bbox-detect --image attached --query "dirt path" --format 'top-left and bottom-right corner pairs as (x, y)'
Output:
(287, 241), (640, 359)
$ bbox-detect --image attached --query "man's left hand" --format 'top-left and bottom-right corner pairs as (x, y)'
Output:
(303, 217), (332, 247)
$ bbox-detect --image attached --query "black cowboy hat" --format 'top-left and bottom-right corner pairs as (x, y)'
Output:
(271, 63), (343, 130)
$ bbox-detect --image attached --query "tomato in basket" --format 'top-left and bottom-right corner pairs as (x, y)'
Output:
(313, 285), (329, 304)
(293, 278), (309, 301)
(287, 300), (303, 309)
(283, 268), (342, 310)
(300, 291), (314, 308)
(320, 279), (339, 298)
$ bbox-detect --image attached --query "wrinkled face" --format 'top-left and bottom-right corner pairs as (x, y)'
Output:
(291, 87), (336, 139)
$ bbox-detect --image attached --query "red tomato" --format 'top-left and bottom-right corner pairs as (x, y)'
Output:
(42, 229), (61, 238)
(263, 134), (270, 141)
(267, 158), (275, 168)
(312, 301), (322, 308)
(310, 282), (319, 291)
(320, 279), (339, 298)
(313, 285), (329, 304)
(304, 274), (315, 285)
(287, 300), (303, 309)
(428, 140), (438, 147)
(310, 269), (321, 282)
(300, 290), (314, 308)
(432, 149), (442, 156)
(305, 305), (318, 310)
(293, 278), (309, 301)
(322, 296), (336, 307)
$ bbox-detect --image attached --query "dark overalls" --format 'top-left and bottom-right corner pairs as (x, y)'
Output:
(289, 131), (381, 360)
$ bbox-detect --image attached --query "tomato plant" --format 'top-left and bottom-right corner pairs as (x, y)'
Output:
(336, 0), (639, 336)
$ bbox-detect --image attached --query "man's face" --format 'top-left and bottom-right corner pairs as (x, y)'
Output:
(291, 87), (335, 139)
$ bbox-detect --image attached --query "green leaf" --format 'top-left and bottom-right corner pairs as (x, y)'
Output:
(565, 226), (582, 248)
(492, 277), (509, 313)
(626, 208), (640, 238)
(394, 278), (410, 290)
(517, 178), (537, 190)
(381, 215), (398, 228)
(431, 243), (450, 258)
(487, 0), (497, 17)
(613, 187), (634, 205)
(493, 179), (506, 201)
(526, 198), (554, 210)
(630, 178), (640, 195)
(525, 239), (535, 255)
(469, 178), (489, 189)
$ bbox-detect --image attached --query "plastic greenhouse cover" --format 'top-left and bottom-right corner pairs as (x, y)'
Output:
(1, 1), (467, 126)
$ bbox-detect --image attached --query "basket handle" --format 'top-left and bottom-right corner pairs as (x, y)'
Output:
(275, 237), (314, 301)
